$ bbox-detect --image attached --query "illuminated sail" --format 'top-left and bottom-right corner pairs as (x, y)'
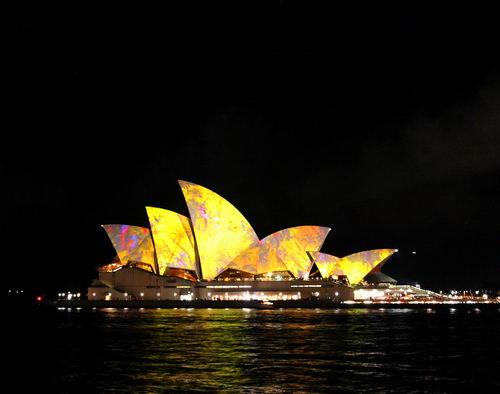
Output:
(146, 207), (198, 277)
(307, 251), (341, 278)
(229, 226), (331, 278)
(101, 224), (156, 273)
(308, 249), (397, 285)
(273, 226), (330, 279)
(228, 237), (287, 275)
(179, 180), (259, 280)
(339, 249), (396, 285)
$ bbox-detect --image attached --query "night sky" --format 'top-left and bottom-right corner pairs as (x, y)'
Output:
(5, 3), (500, 294)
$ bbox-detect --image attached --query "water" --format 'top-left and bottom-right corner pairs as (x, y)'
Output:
(6, 306), (500, 392)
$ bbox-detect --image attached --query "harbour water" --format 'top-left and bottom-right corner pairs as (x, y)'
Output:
(6, 306), (500, 392)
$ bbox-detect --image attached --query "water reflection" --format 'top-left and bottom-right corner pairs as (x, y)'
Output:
(8, 307), (500, 392)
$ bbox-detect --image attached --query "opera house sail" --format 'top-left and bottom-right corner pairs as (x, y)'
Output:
(146, 207), (199, 278)
(101, 225), (157, 273)
(228, 226), (330, 279)
(90, 180), (398, 302)
(179, 180), (260, 281)
(308, 249), (397, 285)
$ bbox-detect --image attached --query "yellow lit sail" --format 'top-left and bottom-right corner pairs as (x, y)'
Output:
(307, 251), (341, 278)
(228, 232), (288, 275)
(146, 207), (198, 276)
(101, 224), (156, 273)
(179, 180), (259, 280)
(275, 226), (331, 279)
(308, 249), (397, 285)
(227, 245), (261, 274)
(339, 249), (396, 285)
(229, 226), (331, 278)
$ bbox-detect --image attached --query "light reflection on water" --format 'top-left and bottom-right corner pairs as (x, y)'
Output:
(6, 307), (500, 392)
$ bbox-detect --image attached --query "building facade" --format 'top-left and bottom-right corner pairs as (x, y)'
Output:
(89, 266), (353, 302)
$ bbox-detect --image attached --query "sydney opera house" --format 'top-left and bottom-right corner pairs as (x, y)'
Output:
(89, 180), (397, 302)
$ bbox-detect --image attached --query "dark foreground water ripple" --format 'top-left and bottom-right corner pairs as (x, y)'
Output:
(6, 306), (500, 392)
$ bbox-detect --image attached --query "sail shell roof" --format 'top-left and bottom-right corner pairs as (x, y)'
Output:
(179, 180), (260, 280)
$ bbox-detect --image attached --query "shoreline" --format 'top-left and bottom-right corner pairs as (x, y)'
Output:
(43, 299), (500, 310)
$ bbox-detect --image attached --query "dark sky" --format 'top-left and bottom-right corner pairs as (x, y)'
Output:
(4, 2), (500, 293)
